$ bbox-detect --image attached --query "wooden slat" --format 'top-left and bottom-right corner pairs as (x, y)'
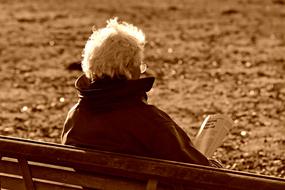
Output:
(146, 179), (158, 190)
(34, 179), (82, 190)
(0, 174), (81, 190)
(0, 135), (285, 190)
(30, 164), (147, 190)
(18, 157), (36, 190)
(0, 158), (150, 190)
(0, 174), (26, 190)
(0, 158), (22, 176)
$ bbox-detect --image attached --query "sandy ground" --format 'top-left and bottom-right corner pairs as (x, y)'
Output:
(0, 0), (285, 178)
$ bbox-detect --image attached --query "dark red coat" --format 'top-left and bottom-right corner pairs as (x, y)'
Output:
(61, 75), (209, 166)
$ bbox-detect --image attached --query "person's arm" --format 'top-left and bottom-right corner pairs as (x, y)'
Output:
(143, 106), (210, 166)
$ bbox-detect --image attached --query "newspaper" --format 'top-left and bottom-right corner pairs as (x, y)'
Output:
(194, 114), (233, 157)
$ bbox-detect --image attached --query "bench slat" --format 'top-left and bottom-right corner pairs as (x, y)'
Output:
(0, 174), (26, 190)
(0, 175), (83, 190)
(18, 157), (36, 190)
(0, 158), (151, 190)
(1, 135), (285, 190)
(146, 179), (158, 190)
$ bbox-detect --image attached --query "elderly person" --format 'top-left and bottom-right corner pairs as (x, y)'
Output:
(61, 18), (210, 166)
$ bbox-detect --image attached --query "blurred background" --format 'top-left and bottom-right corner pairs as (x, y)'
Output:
(0, 0), (284, 178)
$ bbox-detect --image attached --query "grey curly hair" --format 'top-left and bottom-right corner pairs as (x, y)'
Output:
(81, 18), (146, 81)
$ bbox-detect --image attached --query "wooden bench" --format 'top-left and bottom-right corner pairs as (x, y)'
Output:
(0, 135), (284, 190)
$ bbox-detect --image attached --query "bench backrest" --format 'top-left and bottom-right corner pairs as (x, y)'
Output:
(0, 135), (284, 190)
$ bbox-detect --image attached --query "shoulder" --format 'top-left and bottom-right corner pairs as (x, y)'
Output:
(137, 104), (180, 131)
(143, 105), (175, 121)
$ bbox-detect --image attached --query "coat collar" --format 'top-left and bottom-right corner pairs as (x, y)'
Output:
(75, 74), (155, 106)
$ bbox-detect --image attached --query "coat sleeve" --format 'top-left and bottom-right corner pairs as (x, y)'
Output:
(61, 103), (79, 144)
(144, 106), (210, 166)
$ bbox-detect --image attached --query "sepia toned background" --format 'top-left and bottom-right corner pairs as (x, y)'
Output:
(0, 0), (284, 178)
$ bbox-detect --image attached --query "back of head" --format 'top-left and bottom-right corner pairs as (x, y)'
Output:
(82, 18), (146, 81)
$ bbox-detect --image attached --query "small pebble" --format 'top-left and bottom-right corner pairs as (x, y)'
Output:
(240, 131), (247, 137)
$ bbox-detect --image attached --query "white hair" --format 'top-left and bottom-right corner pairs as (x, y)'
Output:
(82, 18), (146, 81)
